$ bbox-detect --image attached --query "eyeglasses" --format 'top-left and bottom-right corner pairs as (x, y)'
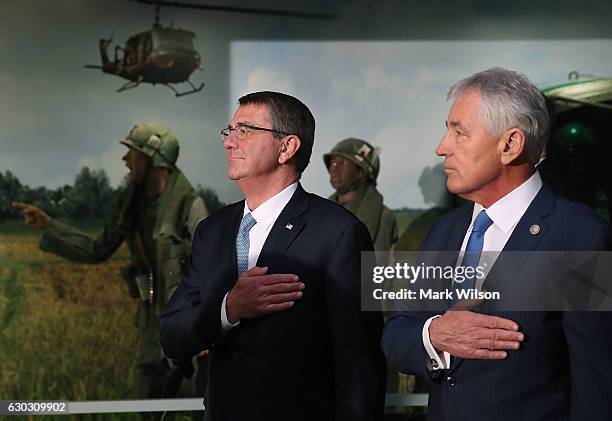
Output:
(221, 124), (291, 141)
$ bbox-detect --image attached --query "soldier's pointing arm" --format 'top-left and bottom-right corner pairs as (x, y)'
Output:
(36, 191), (131, 264)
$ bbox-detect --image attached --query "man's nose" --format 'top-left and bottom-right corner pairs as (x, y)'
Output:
(223, 133), (238, 150)
(436, 132), (450, 157)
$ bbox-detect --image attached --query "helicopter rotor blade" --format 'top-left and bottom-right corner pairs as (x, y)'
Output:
(133, 0), (338, 19)
(84, 65), (104, 69)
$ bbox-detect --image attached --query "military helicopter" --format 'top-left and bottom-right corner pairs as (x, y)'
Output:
(539, 71), (612, 221)
(85, 0), (337, 97)
(85, 1), (203, 97)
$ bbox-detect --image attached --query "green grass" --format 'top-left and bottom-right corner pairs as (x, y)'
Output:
(0, 233), (143, 419)
(1, 261), (24, 329)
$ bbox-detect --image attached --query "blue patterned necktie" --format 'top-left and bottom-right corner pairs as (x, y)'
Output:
(236, 212), (257, 274)
(453, 210), (494, 299)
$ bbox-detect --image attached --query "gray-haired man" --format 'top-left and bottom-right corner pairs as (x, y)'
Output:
(383, 67), (612, 421)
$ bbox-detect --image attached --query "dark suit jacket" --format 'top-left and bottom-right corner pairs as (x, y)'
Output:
(159, 184), (386, 421)
(382, 184), (612, 421)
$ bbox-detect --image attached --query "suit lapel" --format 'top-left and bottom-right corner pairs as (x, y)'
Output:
(437, 207), (473, 373)
(422, 205), (472, 273)
(446, 205), (473, 251)
(480, 186), (555, 303)
(449, 186), (555, 374)
(434, 205), (473, 306)
(256, 183), (309, 269)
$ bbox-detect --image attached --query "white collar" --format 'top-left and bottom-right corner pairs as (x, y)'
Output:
(472, 171), (543, 234)
(243, 182), (299, 228)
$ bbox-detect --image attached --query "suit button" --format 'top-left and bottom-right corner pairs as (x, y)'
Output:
(446, 376), (456, 386)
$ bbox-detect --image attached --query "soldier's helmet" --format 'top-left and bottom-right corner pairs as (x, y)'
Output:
(323, 137), (381, 182)
(120, 123), (179, 169)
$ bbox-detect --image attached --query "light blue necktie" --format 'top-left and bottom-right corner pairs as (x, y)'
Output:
(236, 213), (257, 274)
(453, 210), (494, 299)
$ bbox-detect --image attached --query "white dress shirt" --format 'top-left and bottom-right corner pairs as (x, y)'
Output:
(423, 171), (543, 370)
(220, 182), (299, 330)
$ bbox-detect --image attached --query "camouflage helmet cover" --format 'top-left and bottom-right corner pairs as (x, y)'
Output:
(323, 137), (381, 181)
(120, 123), (179, 169)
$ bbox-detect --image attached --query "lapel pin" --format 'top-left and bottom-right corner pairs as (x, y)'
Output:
(285, 223), (293, 230)
(529, 224), (541, 235)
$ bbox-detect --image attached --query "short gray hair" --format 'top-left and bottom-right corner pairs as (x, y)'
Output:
(447, 67), (549, 165)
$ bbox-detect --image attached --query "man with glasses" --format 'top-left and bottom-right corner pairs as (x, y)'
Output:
(160, 91), (386, 421)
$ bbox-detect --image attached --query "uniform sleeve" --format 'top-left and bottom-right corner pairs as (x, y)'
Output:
(39, 217), (125, 264)
(185, 196), (208, 243)
(325, 219), (387, 421)
(159, 218), (226, 359)
(373, 207), (398, 251)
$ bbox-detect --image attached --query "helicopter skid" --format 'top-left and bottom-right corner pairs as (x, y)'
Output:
(117, 78), (143, 93)
(114, 77), (203, 97)
(164, 79), (204, 97)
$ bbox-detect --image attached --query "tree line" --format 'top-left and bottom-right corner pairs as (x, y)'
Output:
(0, 167), (225, 221)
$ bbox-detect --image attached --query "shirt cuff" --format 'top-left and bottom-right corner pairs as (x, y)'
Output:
(220, 292), (240, 331)
(422, 315), (450, 370)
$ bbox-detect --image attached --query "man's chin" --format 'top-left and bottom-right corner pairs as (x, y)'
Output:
(447, 182), (478, 201)
(227, 170), (242, 181)
(445, 177), (464, 194)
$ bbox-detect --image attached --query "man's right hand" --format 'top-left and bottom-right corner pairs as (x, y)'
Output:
(226, 266), (304, 323)
(12, 202), (50, 229)
(429, 310), (524, 360)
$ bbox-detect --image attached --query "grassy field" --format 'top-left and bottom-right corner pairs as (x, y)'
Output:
(0, 222), (142, 420)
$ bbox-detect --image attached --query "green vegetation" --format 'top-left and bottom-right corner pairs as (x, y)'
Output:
(0, 167), (225, 222)
(0, 233), (142, 420)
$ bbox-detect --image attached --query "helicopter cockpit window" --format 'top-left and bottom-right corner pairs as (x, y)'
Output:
(173, 31), (196, 47)
(153, 28), (196, 49)
(142, 34), (152, 58)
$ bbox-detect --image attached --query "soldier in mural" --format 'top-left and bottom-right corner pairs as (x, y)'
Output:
(324, 137), (398, 251)
(13, 123), (208, 404)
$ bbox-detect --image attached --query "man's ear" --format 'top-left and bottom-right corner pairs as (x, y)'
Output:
(278, 135), (301, 165)
(500, 128), (526, 165)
